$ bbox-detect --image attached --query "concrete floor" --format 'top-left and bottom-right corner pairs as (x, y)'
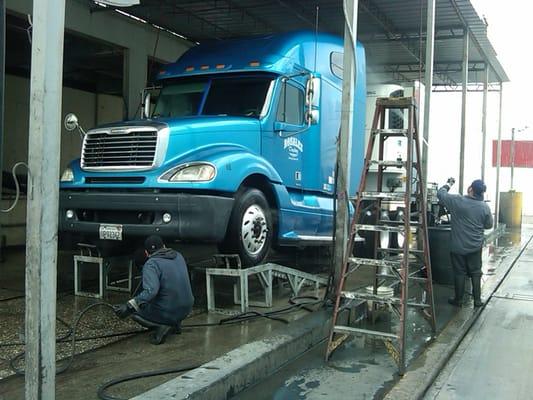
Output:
(0, 229), (528, 400)
(424, 233), (533, 400)
(232, 228), (531, 400)
(0, 243), (331, 399)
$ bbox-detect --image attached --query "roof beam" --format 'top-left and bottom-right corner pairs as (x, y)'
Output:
(360, 29), (465, 44)
(375, 61), (487, 73)
(359, 0), (456, 85)
(449, 0), (503, 82)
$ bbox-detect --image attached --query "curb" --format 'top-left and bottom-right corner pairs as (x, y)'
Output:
(384, 233), (532, 400)
(133, 309), (333, 400)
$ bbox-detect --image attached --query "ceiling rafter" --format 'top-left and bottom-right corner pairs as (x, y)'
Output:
(359, 0), (457, 85)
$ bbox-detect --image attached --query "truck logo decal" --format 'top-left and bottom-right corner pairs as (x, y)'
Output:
(283, 137), (303, 160)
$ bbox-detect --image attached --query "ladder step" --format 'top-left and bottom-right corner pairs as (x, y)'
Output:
(333, 325), (398, 340)
(377, 247), (424, 255)
(354, 224), (417, 233)
(376, 97), (415, 108)
(356, 192), (415, 201)
(348, 257), (401, 269)
(370, 160), (418, 168)
(377, 220), (422, 228)
(372, 128), (409, 137)
(342, 291), (398, 304)
(341, 291), (430, 308)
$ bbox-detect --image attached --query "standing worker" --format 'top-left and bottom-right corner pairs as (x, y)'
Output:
(114, 235), (194, 344)
(437, 178), (493, 307)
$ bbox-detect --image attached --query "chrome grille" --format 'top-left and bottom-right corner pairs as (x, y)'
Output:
(82, 128), (158, 170)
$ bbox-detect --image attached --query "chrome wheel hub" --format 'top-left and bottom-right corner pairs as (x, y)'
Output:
(241, 205), (268, 255)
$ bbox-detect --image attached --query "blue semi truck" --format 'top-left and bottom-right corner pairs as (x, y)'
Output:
(59, 31), (366, 265)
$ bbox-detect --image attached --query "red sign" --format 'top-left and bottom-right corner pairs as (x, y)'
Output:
(492, 140), (533, 168)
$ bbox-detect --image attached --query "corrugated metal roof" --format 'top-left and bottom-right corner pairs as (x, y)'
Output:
(89, 0), (508, 86)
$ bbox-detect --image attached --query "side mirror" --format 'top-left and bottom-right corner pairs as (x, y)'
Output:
(307, 109), (319, 125)
(64, 113), (86, 137)
(305, 76), (321, 108)
(305, 76), (320, 125)
(64, 113), (79, 131)
(142, 92), (151, 119)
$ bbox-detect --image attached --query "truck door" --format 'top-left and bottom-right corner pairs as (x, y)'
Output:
(262, 80), (306, 189)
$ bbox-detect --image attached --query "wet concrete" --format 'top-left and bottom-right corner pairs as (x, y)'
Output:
(231, 284), (455, 400)
(0, 242), (332, 399)
(424, 231), (533, 400)
(232, 228), (532, 400)
(0, 228), (527, 400)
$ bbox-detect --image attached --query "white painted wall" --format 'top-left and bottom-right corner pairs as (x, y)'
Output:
(1, 74), (123, 245)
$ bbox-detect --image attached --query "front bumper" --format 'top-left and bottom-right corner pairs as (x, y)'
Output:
(59, 190), (234, 242)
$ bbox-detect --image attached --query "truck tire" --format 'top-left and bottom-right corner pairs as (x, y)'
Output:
(222, 188), (273, 266)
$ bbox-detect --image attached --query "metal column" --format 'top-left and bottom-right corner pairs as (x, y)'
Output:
(25, 1), (66, 399)
(0, 0), (4, 198)
(458, 29), (469, 194)
(494, 83), (503, 227)
(422, 0), (436, 181)
(510, 127), (515, 190)
(481, 65), (489, 181)
(333, 0), (358, 294)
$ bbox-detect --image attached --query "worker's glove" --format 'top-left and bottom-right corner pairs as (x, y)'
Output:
(113, 304), (133, 319)
(113, 299), (140, 319)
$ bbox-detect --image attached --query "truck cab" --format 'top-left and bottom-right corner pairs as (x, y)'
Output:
(59, 31), (366, 265)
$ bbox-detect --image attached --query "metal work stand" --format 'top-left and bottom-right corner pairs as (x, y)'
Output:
(205, 260), (328, 314)
(73, 243), (133, 298)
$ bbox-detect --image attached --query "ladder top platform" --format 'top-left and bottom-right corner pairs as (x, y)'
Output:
(376, 97), (416, 108)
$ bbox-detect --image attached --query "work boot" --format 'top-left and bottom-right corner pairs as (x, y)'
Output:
(448, 275), (465, 307)
(149, 325), (173, 345)
(471, 275), (484, 307)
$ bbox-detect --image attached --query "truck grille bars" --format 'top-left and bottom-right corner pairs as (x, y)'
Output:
(81, 127), (158, 170)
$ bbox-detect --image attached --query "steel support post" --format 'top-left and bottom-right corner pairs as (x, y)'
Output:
(510, 127), (515, 190)
(25, 0), (66, 398)
(0, 0), (4, 257)
(422, 0), (435, 182)
(494, 83), (503, 227)
(124, 47), (148, 119)
(458, 29), (469, 194)
(481, 66), (489, 181)
(333, 0), (358, 295)
(0, 0), (4, 200)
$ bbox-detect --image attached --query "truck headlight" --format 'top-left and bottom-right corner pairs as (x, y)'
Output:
(160, 163), (216, 182)
(61, 167), (74, 182)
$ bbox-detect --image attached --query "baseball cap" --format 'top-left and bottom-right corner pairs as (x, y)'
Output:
(470, 179), (487, 197)
(144, 235), (164, 253)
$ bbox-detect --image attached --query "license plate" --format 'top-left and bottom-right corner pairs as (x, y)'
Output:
(99, 224), (123, 241)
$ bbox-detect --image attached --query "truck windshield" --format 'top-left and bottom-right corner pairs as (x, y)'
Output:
(153, 76), (273, 119)
(152, 81), (206, 118)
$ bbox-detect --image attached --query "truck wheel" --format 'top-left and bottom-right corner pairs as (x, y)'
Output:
(223, 188), (273, 266)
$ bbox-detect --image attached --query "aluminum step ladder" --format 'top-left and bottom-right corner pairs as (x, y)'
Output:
(325, 97), (437, 375)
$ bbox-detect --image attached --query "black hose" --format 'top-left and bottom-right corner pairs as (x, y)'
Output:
(8, 302), (146, 375)
(97, 364), (201, 400)
(0, 294), (25, 302)
(96, 296), (323, 400)
(5, 296), (323, 399)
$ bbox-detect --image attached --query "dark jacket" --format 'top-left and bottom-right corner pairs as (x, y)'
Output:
(134, 248), (194, 325)
(437, 186), (493, 255)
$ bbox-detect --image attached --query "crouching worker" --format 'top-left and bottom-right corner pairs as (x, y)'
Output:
(114, 235), (194, 344)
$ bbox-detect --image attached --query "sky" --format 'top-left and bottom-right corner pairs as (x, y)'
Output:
(427, 0), (533, 215)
